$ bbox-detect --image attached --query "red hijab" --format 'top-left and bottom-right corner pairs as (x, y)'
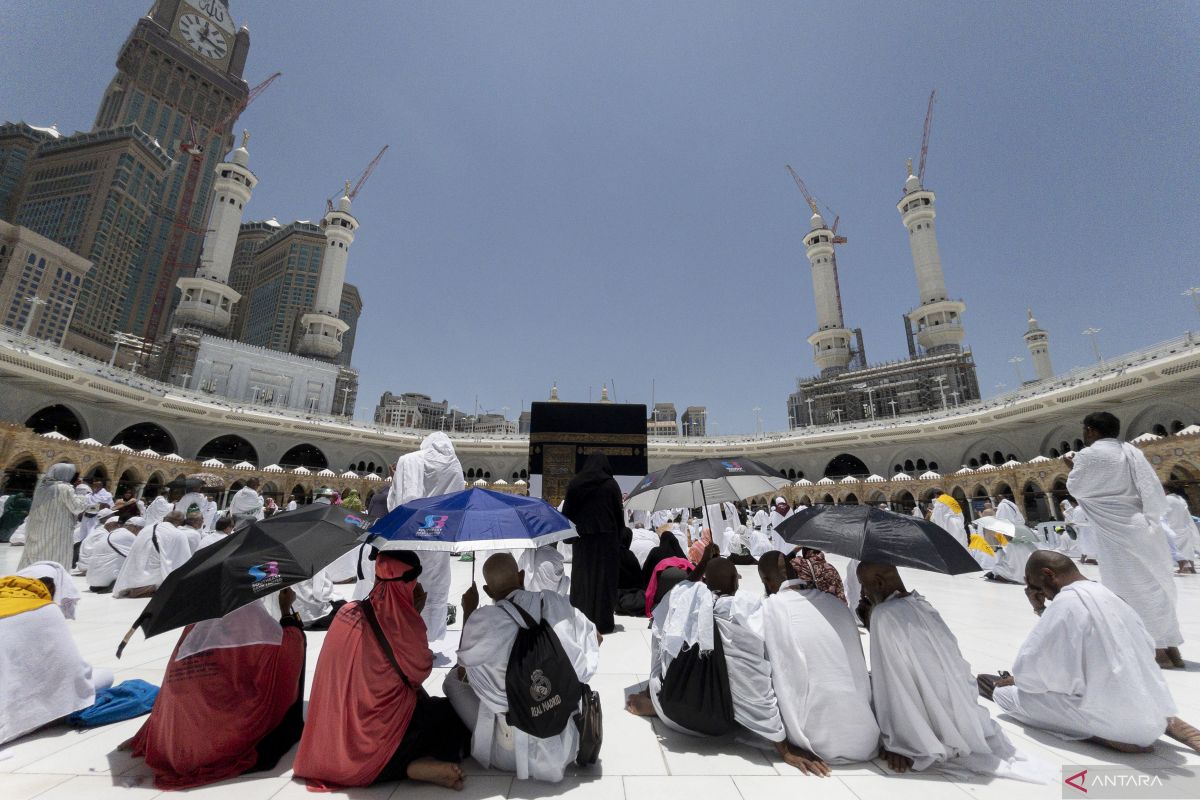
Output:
(293, 552), (432, 787)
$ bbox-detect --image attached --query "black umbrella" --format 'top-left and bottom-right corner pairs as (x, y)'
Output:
(116, 503), (371, 655)
(774, 504), (981, 575)
(624, 457), (791, 512)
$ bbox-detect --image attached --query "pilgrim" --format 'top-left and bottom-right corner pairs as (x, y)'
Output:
(113, 510), (195, 598)
(562, 453), (624, 634)
(18, 463), (84, 571)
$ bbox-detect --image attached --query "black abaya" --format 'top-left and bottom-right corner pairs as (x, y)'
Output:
(562, 453), (623, 634)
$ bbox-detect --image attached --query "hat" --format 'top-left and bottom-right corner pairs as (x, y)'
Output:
(127, 516), (146, 527)
(101, 510), (120, 524)
(774, 496), (787, 505)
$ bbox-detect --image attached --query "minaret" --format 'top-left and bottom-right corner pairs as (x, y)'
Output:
(897, 160), (966, 354)
(549, 383), (560, 402)
(1023, 309), (1054, 380)
(600, 384), (612, 403)
(804, 205), (853, 374)
(298, 182), (358, 359)
(173, 130), (256, 334)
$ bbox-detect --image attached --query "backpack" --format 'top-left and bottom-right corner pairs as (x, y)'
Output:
(503, 597), (583, 739)
(656, 631), (736, 737)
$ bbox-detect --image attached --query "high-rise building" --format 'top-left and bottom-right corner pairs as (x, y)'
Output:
(95, 0), (251, 344)
(1023, 309), (1054, 381)
(0, 220), (92, 344)
(0, 123), (60, 220)
(13, 127), (171, 359)
(648, 402), (678, 436)
(374, 392), (449, 430)
(338, 282), (362, 366)
(226, 219), (277, 337)
(681, 406), (707, 437)
(239, 221), (325, 352)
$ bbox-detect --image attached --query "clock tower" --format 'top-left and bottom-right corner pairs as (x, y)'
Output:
(93, 0), (250, 344)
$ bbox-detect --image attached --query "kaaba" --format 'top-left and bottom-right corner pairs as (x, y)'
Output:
(528, 401), (648, 507)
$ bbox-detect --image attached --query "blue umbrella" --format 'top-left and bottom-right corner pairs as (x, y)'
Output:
(364, 488), (576, 553)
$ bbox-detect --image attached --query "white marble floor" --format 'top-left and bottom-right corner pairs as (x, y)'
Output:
(2, 546), (1198, 800)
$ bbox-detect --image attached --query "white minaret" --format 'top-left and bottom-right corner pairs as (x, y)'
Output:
(804, 205), (853, 374)
(896, 161), (965, 354)
(1023, 308), (1054, 380)
(298, 182), (357, 359)
(174, 130), (256, 334)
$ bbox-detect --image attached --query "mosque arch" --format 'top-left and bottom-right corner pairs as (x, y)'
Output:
(116, 468), (142, 496)
(290, 484), (308, 504)
(993, 482), (1014, 502)
(1126, 403), (1199, 441)
(787, 468), (797, 480)
(196, 435), (258, 465)
(867, 490), (887, 506)
(24, 404), (86, 439)
(798, 495), (813, 506)
(823, 453), (870, 480)
(111, 422), (177, 454)
(82, 463), (108, 484)
(843, 493), (859, 505)
(279, 443), (328, 470)
(820, 493), (835, 504)
(143, 471), (167, 497)
(957, 435), (1023, 470)
(891, 490), (915, 513)
(2, 456), (41, 494)
(972, 484), (990, 500)
(1021, 479), (1046, 521)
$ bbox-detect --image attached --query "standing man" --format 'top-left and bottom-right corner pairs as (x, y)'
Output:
(229, 478), (265, 527)
(1066, 412), (1182, 669)
(562, 453), (624, 635)
(388, 432), (465, 643)
(994, 492), (1025, 527)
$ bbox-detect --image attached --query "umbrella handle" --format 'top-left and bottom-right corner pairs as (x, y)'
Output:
(116, 625), (137, 659)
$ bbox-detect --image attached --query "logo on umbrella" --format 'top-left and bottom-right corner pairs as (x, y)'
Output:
(721, 460), (744, 472)
(416, 514), (450, 538)
(343, 513), (365, 527)
(638, 475), (656, 489)
(248, 561), (282, 593)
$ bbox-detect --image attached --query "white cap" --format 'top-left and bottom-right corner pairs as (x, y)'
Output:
(774, 496), (787, 505)
(127, 516), (146, 527)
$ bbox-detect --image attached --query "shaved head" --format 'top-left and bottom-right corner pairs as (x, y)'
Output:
(757, 551), (796, 595)
(1025, 549), (1084, 600)
(703, 556), (739, 596)
(856, 561), (906, 605)
(482, 552), (523, 600)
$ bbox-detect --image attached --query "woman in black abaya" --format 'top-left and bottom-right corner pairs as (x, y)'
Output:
(562, 453), (623, 634)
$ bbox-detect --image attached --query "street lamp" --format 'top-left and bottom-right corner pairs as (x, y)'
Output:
(933, 375), (948, 410)
(1183, 287), (1200, 318)
(1008, 356), (1025, 386)
(339, 386), (353, 417)
(831, 408), (843, 424)
(20, 296), (47, 337)
(805, 397), (815, 427)
(752, 407), (762, 438)
(888, 399), (898, 419)
(1082, 327), (1103, 364)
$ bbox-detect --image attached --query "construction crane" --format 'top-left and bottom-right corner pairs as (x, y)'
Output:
(326, 144), (389, 213)
(145, 71), (282, 341)
(785, 164), (820, 215)
(916, 88), (936, 185)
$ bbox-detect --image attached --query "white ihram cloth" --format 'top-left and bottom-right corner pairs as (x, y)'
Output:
(647, 582), (785, 742)
(769, 507), (793, 531)
(911, 504), (924, 518)
(628, 526), (659, 567)
(177, 600), (283, 661)
(930, 502), (967, 546)
(0, 603), (112, 744)
(702, 503), (739, 551)
(995, 499), (1025, 527)
(228, 487), (264, 522)
(18, 464), (85, 572)
(763, 580), (879, 761)
(17, 561), (82, 619)
(993, 581), (1175, 747)
(285, 570), (334, 624)
(386, 432), (464, 642)
(176, 492), (207, 516)
(84, 526), (137, 590)
(869, 592), (1051, 782)
(1162, 494), (1198, 562)
(519, 545), (570, 595)
(112, 521), (195, 597)
(1067, 439), (1180, 647)
(1063, 504), (1098, 557)
(991, 537), (1039, 584)
(141, 495), (173, 527)
(447, 588), (599, 782)
(752, 509), (770, 529)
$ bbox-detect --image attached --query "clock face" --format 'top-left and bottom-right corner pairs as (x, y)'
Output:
(178, 13), (229, 60)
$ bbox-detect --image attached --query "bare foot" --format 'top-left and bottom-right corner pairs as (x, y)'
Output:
(625, 689), (657, 717)
(406, 758), (465, 790)
(1166, 717), (1200, 754)
(1087, 736), (1153, 753)
(1156, 649), (1181, 670)
(1167, 647), (1185, 669)
(881, 748), (913, 773)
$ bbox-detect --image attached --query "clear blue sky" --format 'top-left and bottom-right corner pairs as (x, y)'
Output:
(3, 1), (1198, 433)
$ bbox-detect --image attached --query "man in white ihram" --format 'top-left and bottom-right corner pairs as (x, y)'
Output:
(994, 493), (1025, 527)
(1065, 411), (1183, 669)
(1161, 487), (1198, 574)
(112, 510), (196, 598)
(444, 553), (599, 782)
(228, 477), (265, 527)
(386, 431), (465, 642)
(979, 550), (1200, 754)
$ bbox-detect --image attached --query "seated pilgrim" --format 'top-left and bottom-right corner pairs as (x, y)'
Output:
(626, 553), (832, 776)
(196, 514), (234, 548)
(978, 551), (1200, 754)
(615, 526), (647, 616)
(639, 526), (689, 588)
(518, 544), (571, 595)
(443, 553), (599, 783)
(0, 562), (113, 744)
(758, 552), (881, 763)
(113, 510), (196, 598)
(81, 512), (139, 592)
(293, 551), (470, 789)
(857, 562), (1051, 782)
(127, 588), (307, 789)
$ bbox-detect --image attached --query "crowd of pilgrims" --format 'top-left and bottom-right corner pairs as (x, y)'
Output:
(1, 414), (1199, 790)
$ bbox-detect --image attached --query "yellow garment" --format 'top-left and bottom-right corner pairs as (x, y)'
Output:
(967, 533), (995, 556)
(0, 575), (52, 619)
(935, 494), (962, 515)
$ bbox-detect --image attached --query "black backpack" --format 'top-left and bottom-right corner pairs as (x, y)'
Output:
(503, 598), (583, 738)
(656, 631), (736, 737)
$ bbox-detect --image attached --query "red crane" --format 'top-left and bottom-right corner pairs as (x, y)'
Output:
(326, 144), (389, 213)
(145, 71), (282, 341)
(917, 88), (936, 185)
